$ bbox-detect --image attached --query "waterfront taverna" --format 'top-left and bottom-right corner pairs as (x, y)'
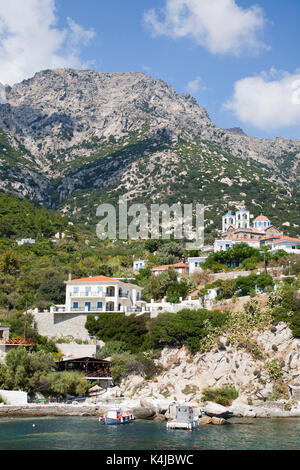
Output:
(55, 356), (113, 387)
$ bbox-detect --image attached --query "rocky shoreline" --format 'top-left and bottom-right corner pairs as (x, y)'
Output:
(1, 398), (300, 420)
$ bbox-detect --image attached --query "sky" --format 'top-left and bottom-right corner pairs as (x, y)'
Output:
(0, 0), (300, 139)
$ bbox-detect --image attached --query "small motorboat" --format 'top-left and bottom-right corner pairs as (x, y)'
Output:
(99, 408), (134, 425)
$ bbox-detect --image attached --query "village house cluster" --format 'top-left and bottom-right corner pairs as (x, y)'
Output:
(132, 208), (300, 278)
(27, 207), (300, 342)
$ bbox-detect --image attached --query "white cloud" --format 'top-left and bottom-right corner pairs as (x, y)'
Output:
(186, 76), (207, 94)
(144, 0), (267, 56)
(224, 69), (300, 131)
(0, 0), (95, 85)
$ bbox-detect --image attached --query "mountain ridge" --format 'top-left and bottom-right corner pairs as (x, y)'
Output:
(0, 69), (299, 236)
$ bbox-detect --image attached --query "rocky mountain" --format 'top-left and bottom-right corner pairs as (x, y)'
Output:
(226, 127), (247, 137)
(0, 69), (300, 236)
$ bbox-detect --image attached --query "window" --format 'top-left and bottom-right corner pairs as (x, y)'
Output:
(97, 302), (103, 309)
(137, 292), (140, 300)
(73, 302), (78, 309)
(85, 287), (91, 296)
(73, 287), (79, 294)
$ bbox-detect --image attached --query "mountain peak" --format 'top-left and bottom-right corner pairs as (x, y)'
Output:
(226, 127), (248, 137)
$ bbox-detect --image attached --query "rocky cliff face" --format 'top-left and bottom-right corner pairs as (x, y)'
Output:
(0, 69), (299, 234)
(120, 323), (300, 407)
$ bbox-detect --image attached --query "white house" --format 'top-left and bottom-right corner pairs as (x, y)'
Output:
(265, 237), (300, 254)
(132, 259), (147, 271)
(214, 240), (234, 252)
(188, 257), (208, 273)
(63, 275), (144, 314)
(151, 262), (189, 277)
(214, 239), (260, 251)
(16, 238), (35, 246)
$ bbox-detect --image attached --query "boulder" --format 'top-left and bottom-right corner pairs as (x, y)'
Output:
(200, 416), (212, 425)
(243, 410), (256, 418)
(140, 398), (158, 414)
(204, 402), (233, 419)
(132, 407), (156, 420)
(154, 413), (167, 422)
(211, 417), (228, 425)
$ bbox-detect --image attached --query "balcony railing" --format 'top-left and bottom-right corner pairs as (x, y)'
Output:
(70, 307), (104, 313)
(0, 338), (35, 346)
(70, 291), (129, 298)
(70, 291), (105, 298)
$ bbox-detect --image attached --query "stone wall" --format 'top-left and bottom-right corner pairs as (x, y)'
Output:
(33, 311), (91, 341)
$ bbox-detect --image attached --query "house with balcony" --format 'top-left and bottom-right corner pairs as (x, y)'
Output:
(64, 275), (145, 314)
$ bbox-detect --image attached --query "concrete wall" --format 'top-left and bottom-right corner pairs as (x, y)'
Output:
(33, 311), (91, 341)
(0, 345), (6, 363)
(0, 390), (28, 405)
(56, 343), (101, 357)
(147, 298), (214, 318)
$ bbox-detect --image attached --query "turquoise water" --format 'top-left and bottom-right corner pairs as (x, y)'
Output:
(0, 417), (299, 450)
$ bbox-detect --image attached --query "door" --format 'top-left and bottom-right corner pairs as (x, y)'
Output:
(85, 302), (91, 312)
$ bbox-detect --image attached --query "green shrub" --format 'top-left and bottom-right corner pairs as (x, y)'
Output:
(182, 385), (199, 395)
(97, 341), (129, 359)
(265, 360), (284, 381)
(110, 352), (162, 385)
(268, 286), (300, 338)
(148, 308), (228, 354)
(0, 394), (7, 404)
(85, 313), (148, 353)
(202, 386), (239, 406)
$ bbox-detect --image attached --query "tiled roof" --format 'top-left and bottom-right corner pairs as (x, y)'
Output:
(230, 238), (260, 242)
(152, 263), (189, 271)
(260, 236), (281, 241)
(254, 215), (270, 222)
(272, 237), (300, 243)
(66, 275), (143, 289)
(66, 275), (118, 283)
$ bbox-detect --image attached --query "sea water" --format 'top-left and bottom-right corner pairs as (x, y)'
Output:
(0, 417), (299, 450)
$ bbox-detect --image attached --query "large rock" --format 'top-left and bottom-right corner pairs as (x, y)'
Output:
(140, 398), (158, 414)
(154, 413), (167, 422)
(211, 417), (228, 425)
(200, 416), (212, 425)
(132, 407), (156, 420)
(204, 402), (233, 419)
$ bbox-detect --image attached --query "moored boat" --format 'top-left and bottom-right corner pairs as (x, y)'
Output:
(99, 408), (134, 425)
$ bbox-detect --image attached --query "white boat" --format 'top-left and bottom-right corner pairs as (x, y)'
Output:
(99, 408), (134, 425)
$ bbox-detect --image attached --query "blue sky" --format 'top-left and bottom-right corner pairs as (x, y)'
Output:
(1, 0), (300, 139)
